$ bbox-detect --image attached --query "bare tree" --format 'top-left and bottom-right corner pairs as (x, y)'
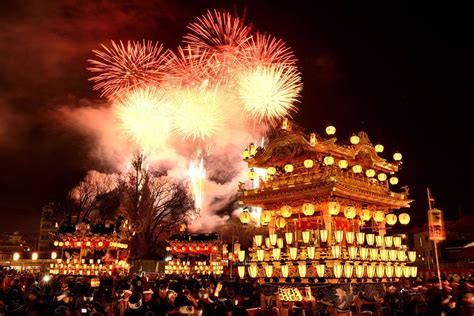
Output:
(119, 154), (195, 258)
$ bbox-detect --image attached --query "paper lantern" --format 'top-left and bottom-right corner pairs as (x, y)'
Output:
(389, 177), (399, 185)
(240, 209), (251, 224)
(384, 236), (393, 248)
(257, 249), (265, 261)
(265, 265), (273, 278)
(360, 208), (371, 221)
(360, 247), (369, 260)
(254, 235), (262, 247)
(389, 249), (397, 261)
(307, 246), (315, 260)
(338, 159), (349, 169)
(326, 125), (336, 135)
(277, 238), (284, 249)
(350, 135), (360, 145)
(242, 150), (250, 159)
(366, 265), (375, 278)
(369, 248), (379, 261)
(393, 152), (402, 161)
(238, 266), (245, 278)
(377, 173), (387, 181)
(302, 230), (311, 243)
(373, 211), (385, 223)
(260, 211), (272, 226)
(395, 265), (403, 278)
(348, 246), (357, 260)
(333, 264), (343, 278)
(310, 133), (317, 146)
(285, 232), (294, 245)
(332, 245), (342, 259)
(302, 203), (315, 216)
(249, 265), (258, 278)
(327, 201), (340, 215)
(316, 264), (325, 278)
(365, 169), (376, 178)
(247, 168), (257, 180)
(399, 213), (410, 225)
(386, 265), (394, 278)
(269, 234), (277, 246)
(344, 264), (353, 278)
(32, 253), (38, 261)
(376, 265), (385, 278)
(13, 253), (20, 261)
(375, 235), (384, 247)
(281, 264), (289, 278)
(375, 144), (384, 153)
(334, 230), (344, 243)
(356, 265), (364, 278)
(272, 248), (281, 260)
(275, 217), (286, 229)
(323, 156), (334, 166)
(265, 238), (271, 248)
(289, 247), (298, 260)
(380, 249), (388, 261)
(366, 234), (375, 246)
(410, 266), (418, 278)
(298, 263), (307, 278)
(284, 164), (294, 173)
(344, 206), (356, 219)
(397, 250), (406, 262)
(267, 167), (276, 175)
(346, 232), (355, 244)
(408, 251), (416, 262)
(304, 159), (314, 169)
(320, 229), (328, 242)
(352, 164), (362, 173)
(403, 266), (410, 278)
(386, 214), (397, 225)
(356, 232), (365, 245)
(281, 205), (292, 218)
(393, 236), (402, 248)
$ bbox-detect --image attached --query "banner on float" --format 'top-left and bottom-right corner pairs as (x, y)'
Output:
(428, 208), (446, 241)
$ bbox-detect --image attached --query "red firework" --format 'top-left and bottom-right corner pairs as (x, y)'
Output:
(88, 40), (169, 99)
(183, 10), (252, 51)
(240, 33), (298, 68)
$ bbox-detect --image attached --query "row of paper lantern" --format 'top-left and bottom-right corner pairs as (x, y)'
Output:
(49, 269), (112, 276)
(252, 231), (407, 249)
(238, 263), (416, 279)
(241, 246), (415, 262)
(53, 240), (128, 249)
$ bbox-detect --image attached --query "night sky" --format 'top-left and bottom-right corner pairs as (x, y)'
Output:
(0, 1), (471, 232)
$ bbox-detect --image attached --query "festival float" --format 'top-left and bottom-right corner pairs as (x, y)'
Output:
(237, 119), (417, 301)
(49, 218), (132, 276)
(164, 225), (224, 275)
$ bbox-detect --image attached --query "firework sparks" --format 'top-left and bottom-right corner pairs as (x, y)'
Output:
(116, 86), (172, 151)
(88, 40), (169, 99)
(240, 33), (297, 68)
(237, 64), (302, 124)
(170, 86), (224, 141)
(189, 158), (206, 211)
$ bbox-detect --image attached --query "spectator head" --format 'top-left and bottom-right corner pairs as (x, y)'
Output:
(448, 298), (456, 309)
(128, 292), (143, 310)
(463, 293), (473, 304)
(198, 288), (209, 300)
(143, 289), (153, 302)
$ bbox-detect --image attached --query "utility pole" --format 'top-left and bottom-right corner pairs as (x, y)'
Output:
(427, 188), (442, 288)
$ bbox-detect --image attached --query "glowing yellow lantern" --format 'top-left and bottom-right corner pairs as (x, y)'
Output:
(366, 234), (375, 246)
(302, 230), (311, 244)
(32, 253), (38, 261)
(352, 164), (363, 173)
(393, 236), (402, 248)
(376, 265), (385, 278)
(338, 159), (348, 169)
(285, 232), (294, 245)
(399, 213), (410, 225)
(348, 246), (357, 260)
(327, 201), (340, 215)
(284, 164), (294, 173)
(51, 252), (57, 260)
(367, 265), (375, 278)
(332, 245), (342, 259)
(360, 247), (369, 260)
(307, 246), (315, 260)
(275, 217), (286, 229)
(386, 214), (397, 225)
(380, 249), (389, 261)
(333, 263), (343, 278)
(389, 249), (397, 261)
(395, 265), (403, 278)
(281, 264), (289, 278)
(360, 208), (371, 221)
(247, 168), (257, 180)
(323, 156), (334, 166)
(316, 264), (325, 278)
(304, 159), (314, 168)
(410, 266), (418, 278)
(386, 265), (394, 278)
(265, 238), (271, 248)
(366, 169), (376, 178)
(269, 234), (277, 246)
(344, 206), (356, 219)
(350, 135), (360, 145)
(344, 264), (353, 278)
(373, 211), (385, 223)
(238, 250), (245, 262)
(309, 133), (317, 147)
(375, 235), (384, 247)
(302, 203), (315, 216)
(238, 266), (245, 278)
(370, 248), (379, 261)
(281, 205), (292, 218)
(267, 167), (276, 175)
(265, 265), (273, 278)
(346, 232), (355, 244)
(242, 150), (250, 159)
(326, 125), (336, 135)
(393, 152), (402, 161)
(375, 144), (384, 153)
(356, 232), (365, 245)
(408, 251), (416, 262)
(298, 263), (307, 278)
(281, 118), (289, 130)
(356, 265), (364, 278)
(397, 250), (406, 262)
(272, 248), (281, 260)
(389, 177), (399, 185)
(240, 209), (251, 224)
(249, 143), (256, 156)
(334, 230), (344, 243)
(248, 265), (257, 278)
(403, 266), (410, 278)
(260, 211), (272, 226)
(53, 241), (59, 247)
(377, 173), (387, 181)
(384, 236), (393, 248)
(13, 253), (20, 261)
(289, 247), (298, 260)
(257, 249), (265, 261)
(254, 235), (262, 247)
(319, 229), (328, 243)
(277, 238), (284, 249)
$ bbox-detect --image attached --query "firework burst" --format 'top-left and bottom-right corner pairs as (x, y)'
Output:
(116, 86), (172, 151)
(88, 40), (169, 99)
(237, 64), (302, 124)
(240, 33), (297, 68)
(189, 158), (206, 211)
(170, 86), (224, 141)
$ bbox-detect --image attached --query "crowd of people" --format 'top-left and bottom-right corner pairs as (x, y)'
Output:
(1, 267), (474, 315)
